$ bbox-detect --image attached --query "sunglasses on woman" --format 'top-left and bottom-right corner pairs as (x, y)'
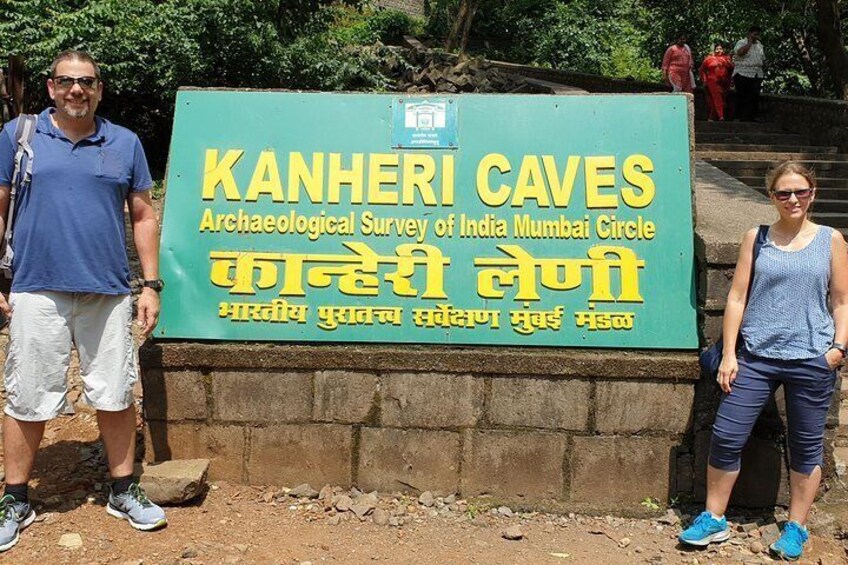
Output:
(770, 188), (814, 201)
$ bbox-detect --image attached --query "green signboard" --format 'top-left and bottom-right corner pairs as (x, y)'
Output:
(156, 90), (697, 348)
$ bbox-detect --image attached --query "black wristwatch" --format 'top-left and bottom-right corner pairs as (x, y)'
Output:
(141, 279), (165, 292)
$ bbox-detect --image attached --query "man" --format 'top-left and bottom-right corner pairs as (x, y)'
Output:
(0, 50), (166, 552)
(733, 26), (766, 122)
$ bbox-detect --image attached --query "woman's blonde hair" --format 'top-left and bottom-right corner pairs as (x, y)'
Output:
(766, 160), (816, 193)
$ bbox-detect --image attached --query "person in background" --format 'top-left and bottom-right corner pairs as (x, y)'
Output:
(662, 34), (695, 94)
(678, 161), (848, 561)
(699, 43), (734, 121)
(733, 26), (766, 121)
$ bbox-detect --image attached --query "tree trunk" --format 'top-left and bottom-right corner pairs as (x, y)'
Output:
(791, 29), (824, 96)
(458, 0), (480, 54)
(814, 0), (848, 99)
(445, 0), (470, 52)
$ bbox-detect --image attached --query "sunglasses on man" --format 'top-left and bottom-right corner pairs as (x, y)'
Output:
(770, 188), (814, 201)
(52, 75), (99, 89)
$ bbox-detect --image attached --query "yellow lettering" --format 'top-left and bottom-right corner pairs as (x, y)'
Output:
(202, 149), (243, 200)
(513, 155), (550, 207)
(585, 156), (618, 209)
(402, 154), (436, 205)
(368, 153), (399, 205)
(245, 151), (284, 202)
(477, 153), (511, 207)
(287, 152), (324, 204)
(543, 155), (580, 207)
(621, 154), (655, 208)
(328, 153), (364, 204)
(442, 154), (455, 206)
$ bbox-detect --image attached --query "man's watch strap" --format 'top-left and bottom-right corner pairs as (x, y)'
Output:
(141, 279), (165, 292)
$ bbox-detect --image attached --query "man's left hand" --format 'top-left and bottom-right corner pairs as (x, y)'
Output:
(137, 287), (160, 336)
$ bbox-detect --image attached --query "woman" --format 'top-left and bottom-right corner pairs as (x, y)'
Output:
(680, 161), (848, 561)
(662, 34), (695, 93)
(699, 43), (734, 120)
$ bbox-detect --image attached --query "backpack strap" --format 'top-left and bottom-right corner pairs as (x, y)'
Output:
(1, 114), (37, 278)
(744, 225), (769, 303)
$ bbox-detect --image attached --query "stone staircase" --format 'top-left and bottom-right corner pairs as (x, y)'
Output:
(695, 120), (848, 236)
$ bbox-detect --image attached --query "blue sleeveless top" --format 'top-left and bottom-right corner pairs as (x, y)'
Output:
(741, 225), (834, 360)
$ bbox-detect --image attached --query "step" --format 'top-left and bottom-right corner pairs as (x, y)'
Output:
(707, 160), (848, 176)
(736, 176), (848, 189)
(809, 199), (848, 213)
(697, 151), (848, 162)
(695, 132), (810, 145)
(810, 212), (848, 228)
(695, 120), (786, 134)
(696, 143), (838, 154)
(747, 187), (848, 201)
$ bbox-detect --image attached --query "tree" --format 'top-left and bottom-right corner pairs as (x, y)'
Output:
(814, 0), (848, 99)
(445, 0), (482, 53)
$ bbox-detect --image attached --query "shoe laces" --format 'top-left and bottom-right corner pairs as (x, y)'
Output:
(0, 494), (12, 523)
(128, 483), (152, 507)
(693, 511), (715, 529)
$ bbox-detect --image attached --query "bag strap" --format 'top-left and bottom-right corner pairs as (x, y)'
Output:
(745, 224), (769, 302)
(2, 114), (37, 278)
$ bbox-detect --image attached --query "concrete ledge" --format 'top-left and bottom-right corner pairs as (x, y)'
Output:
(141, 342), (700, 381)
(694, 160), (774, 266)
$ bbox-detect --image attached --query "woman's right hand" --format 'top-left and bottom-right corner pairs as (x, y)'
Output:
(717, 353), (738, 394)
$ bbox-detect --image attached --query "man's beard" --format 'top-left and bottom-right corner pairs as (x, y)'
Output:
(62, 99), (89, 118)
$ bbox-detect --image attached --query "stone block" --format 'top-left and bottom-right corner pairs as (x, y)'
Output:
(247, 424), (352, 487)
(698, 267), (734, 310)
(381, 373), (483, 428)
(570, 436), (674, 506)
(595, 381), (695, 433)
(137, 459), (209, 504)
(212, 371), (311, 423)
(693, 430), (789, 507)
(461, 430), (566, 499)
(144, 422), (245, 483)
(358, 428), (460, 493)
(313, 371), (378, 424)
(702, 312), (723, 345)
(488, 377), (590, 431)
(141, 370), (207, 421)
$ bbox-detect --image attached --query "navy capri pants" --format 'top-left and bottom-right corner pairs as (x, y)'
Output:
(709, 352), (837, 475)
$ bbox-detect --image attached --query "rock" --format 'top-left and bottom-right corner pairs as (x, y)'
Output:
(497, 506), (514, 518)
(444, 494), (456, 505)
(749, 540), (765, 554)
(657, 509), (680, 526)
(0, 466), (4, 482)
(58, 533), (83, 549)
(502, 525), (524, 540)
(181, 547), (199, 558)
(327, 515), (341, 526)
(137, 459), (209, 505)
(388, 516), (400, 527)
(289, 484), (319, 499)
(350, 504), (372, 520)
(318, 485), (333, 501)
(619, 537), (631, 548)
(333, 495), (353, 512)
(355, 491), (379, 509)
(759, 523), (780, 545)
(418, 491), (435, 507)
(373, 508), (389, 526)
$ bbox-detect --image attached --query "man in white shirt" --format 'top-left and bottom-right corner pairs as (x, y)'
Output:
(733, 26), (766, 121)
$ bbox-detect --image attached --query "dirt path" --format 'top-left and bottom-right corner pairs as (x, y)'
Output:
(0, 411), (844, 565)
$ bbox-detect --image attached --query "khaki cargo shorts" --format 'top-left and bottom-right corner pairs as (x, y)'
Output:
(4, 291), (138, 421)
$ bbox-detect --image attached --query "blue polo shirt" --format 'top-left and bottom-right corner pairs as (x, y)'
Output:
(0, 108), (152, 294)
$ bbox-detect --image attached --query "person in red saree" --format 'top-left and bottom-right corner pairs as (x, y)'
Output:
(662, 34), (695, 93)
(700, 43), (734, 120)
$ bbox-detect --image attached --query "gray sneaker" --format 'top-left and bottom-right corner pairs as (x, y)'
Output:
(107, 483), (167, 531)
(0, 494), (36, 552)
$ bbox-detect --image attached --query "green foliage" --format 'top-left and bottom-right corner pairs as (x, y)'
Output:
(0, 1), (412, 171)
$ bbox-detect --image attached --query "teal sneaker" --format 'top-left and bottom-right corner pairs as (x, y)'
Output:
(0, 494), (36, 552)
(678, 511), (731, 546)
(107, 483), (167, 531)
(769, 520), (808, 561)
